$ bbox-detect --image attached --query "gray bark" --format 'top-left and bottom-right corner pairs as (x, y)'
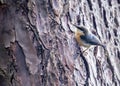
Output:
(0, 0), (120, 86)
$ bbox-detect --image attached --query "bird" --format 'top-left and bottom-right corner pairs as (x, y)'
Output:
(72, 24), (106, 52)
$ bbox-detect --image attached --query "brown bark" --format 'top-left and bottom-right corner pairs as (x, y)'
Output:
(0, 0), (120, 86)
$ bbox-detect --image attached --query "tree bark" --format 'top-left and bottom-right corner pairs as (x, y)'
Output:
(0, 0), (120, 86)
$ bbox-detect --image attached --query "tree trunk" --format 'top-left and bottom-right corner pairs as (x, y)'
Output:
(0, 0), (120, 86)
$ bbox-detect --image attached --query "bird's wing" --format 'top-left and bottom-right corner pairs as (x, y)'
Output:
(80, 34), (101, 45)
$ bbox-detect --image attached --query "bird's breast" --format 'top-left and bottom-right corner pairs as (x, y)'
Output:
(75, 32), (90, 47)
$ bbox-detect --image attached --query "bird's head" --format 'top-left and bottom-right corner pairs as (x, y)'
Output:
(72, 24), (88, 35)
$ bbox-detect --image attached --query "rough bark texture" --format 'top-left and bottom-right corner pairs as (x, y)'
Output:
(0, 0), (120, 86)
